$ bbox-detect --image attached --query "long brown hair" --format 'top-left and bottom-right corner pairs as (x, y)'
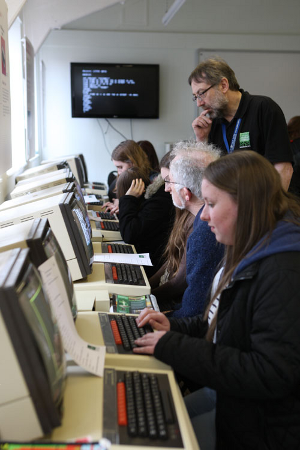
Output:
(163, 209), (194, 276)
(112, 140), (152, 179)
(159, 149), (193, 276)
(116, 167), (150, 199)
(137, 140), (159, 172)
(203, 150), (300, 341)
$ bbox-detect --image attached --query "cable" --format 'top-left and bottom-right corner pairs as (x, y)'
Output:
(97, 119), (113, 156)
(130, 119), (133, 139)
(105, 118), (128, 140)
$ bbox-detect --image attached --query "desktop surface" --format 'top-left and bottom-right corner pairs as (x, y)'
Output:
(50, 312), (199, 449)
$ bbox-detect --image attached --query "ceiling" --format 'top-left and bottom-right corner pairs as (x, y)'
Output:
(6, 0), (122, 51)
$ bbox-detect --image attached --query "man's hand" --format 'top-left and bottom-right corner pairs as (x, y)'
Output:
(133, 330), (167, 355)
(126, 178), (145, 197)
(192, 109), (212, 142)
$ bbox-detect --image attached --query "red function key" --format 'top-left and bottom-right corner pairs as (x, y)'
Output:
(112, 265), (118, 280)
(110, 320), (122, 345)
(107, 244), (113, 253)
(117, 381), (128, 426)
(100, 222), (105, 230)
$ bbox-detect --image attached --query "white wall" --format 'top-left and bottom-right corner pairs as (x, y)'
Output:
(38, 28), (300, 184)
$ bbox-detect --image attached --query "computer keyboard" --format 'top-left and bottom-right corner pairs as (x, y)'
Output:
(101, 242), (134, 254)
(103, 368), (184, 447)
(91, 181), (106, 188)
(86, 199), (104, 206)
(95, 220), (119, 231)
(105, 262), (146, 286)
(95, 211), (118, 220)
(99, 313), (152, 353)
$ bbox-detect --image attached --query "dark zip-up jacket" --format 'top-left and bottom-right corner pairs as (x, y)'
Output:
(154, 223), (300, 449)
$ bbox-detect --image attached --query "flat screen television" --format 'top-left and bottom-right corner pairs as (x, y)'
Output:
(71, 62), (159, 119)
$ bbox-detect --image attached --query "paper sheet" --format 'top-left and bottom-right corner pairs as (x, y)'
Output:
(84, 194), (102, 203)
(38, 256), (106, 377)
(94, 252), (153, 266)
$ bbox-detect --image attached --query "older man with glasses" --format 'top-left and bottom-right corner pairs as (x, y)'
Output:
(189, 57), (293, 190)
(161, 140), (224, 320)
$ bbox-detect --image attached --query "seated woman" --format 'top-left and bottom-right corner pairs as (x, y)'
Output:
(105, 140), (158, 213)
(134, 151), (300, 450)
(149, 151), (194, 311)
(117, 167), (175, 278)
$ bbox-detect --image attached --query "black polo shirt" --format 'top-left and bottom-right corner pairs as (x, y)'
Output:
(208, 89), (293, 164)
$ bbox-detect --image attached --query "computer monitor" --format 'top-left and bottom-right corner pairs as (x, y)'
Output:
(42, 154), (107, 195)
(0, 192), (93, 281)
(15, 161), (70, 183)
(0, 248), (66, 440)
(15, 168), (73, 187)
(74, 241), (150, 298)
(78, 153), (88, 184)
(10, 169), (75, 199)
(0, 181), (74, 213)
(0, 218), (78, 320)
(42, 155), (86, 188)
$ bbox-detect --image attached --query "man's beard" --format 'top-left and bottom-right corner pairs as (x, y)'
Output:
(207, 89), (229, 119)
(172, 191), (186, 210)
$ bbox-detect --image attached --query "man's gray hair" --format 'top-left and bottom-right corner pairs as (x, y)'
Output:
(170, 140), (221, 198)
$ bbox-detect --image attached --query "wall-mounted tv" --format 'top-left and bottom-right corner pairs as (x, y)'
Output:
(71, 63), (159, 119)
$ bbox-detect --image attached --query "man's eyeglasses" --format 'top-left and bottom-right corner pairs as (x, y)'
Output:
(164, 176), (185, 187)
(192, 84), (215, 102)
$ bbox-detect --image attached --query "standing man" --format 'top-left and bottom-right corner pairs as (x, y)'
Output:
(189, 57), (293, 190)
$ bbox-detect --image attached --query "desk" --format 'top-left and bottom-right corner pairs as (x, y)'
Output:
(49, 312), (200, 448)
(75, 289), (110, 312)
(51, 363), (199, 450)
(75, 311), (170, 371)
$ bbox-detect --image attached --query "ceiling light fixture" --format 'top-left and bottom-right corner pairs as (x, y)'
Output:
(162, 0), (186, 26)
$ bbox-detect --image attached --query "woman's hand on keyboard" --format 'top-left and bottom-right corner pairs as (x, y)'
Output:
(104, 198), (119, 214)
(136, 308), (170, 332)
(126, 178), (145, 197)
(133, 330), (167, 355)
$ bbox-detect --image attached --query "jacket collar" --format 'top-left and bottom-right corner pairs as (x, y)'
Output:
(144, 174), (164, 199)
(226, 261), (259, 290)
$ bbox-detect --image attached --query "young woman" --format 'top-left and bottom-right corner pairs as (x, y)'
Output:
(149, 150), (194, 311)
(116, 166), (175, 278)
(105, 140), (157, 213)
(133, 150), (300, 450)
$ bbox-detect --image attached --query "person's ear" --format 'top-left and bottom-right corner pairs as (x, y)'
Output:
(219, 77), (229, 93)
(182, 187), (192, 202)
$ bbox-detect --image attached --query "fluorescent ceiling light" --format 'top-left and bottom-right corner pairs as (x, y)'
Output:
(162, 0), (186, 26)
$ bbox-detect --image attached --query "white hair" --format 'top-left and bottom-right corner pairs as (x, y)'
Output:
(170, 140), (221, 198)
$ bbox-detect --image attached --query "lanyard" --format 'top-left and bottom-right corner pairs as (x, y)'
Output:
(222, 118), (242, 153)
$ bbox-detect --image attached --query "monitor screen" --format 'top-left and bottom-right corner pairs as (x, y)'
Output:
(0, 248), (66, 435)
(60, 193), (94, 276)
(73, 180), (93, 240)
(71, 62), (159, 119)
(17, 262), (66, 409)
